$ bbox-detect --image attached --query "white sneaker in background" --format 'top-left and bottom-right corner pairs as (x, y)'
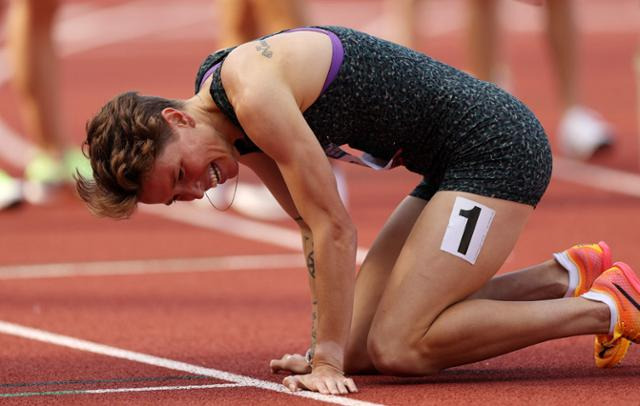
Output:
(0, 171), (24, 210)
(21, 181), (61, 205)
(558, 106), (615, 160)
(195, 180), (287, 220)
(230, 182), (289, 221)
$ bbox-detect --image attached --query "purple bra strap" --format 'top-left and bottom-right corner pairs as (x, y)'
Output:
(287, 27), (344, 93)
(199, 61), (221, 90)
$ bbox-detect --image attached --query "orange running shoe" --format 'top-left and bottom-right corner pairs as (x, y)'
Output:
(554, 241), (612, 297)
(582, 262), (640, 368)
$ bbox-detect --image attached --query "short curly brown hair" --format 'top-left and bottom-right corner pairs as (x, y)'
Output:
(75, 92), (184, 218)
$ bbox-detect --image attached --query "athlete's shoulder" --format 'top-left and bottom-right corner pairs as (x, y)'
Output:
(194, 47), (236, 94)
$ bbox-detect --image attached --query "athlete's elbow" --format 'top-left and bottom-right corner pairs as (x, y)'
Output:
(328, 218), (357, 251)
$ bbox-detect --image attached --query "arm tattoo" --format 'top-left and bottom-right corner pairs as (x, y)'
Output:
(304, 235), (316, 279)
(310, 300), (318, 354)
(255, 39), (273, 58)
(306, 249), (316, 279)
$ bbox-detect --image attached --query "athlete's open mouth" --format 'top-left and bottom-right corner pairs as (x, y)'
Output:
(209, 163), (222, 187)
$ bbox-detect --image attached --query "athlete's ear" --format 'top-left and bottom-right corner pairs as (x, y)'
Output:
(161, 108), (195, 127)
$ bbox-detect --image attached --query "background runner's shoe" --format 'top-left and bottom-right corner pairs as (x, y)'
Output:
(25, 152), (65, 185)
(22, 148), (92, 205)
(582, 262), (640, 368)
(23, 152), (66, 205)
(0, 170), (23, 210)
(63, 148), (93, 180)
(554, 241), (612, 297)
(558, 106), (615, 160)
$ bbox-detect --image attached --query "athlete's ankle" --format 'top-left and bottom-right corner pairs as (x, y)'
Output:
(582, 296), (615, 334)
(546, 259), (571, 298)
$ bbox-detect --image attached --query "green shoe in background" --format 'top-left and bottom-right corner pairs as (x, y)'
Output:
(24, 152), (65, 185)
(23, 152), (66, 204)
(0, 170), (23, 210)
(63, 148), (93, 181)
(23, 149), (92, 204)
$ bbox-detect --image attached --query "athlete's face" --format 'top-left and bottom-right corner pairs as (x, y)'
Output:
(138, 109), (239, 205)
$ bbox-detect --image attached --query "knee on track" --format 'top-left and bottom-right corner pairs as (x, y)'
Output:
(366, 333), (441, 376)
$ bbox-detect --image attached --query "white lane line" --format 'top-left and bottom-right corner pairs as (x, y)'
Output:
(142, 203), (304, 250)
(0, 253), (304, 280)
(1, 383), (246, 398)
(553, 157), (640, 198)
(55, 0), (215, 57)
(0, 321), (383, 406)
(141, 203), (370, 264)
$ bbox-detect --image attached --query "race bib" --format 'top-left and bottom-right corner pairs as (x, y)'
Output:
(440, 196), (495, 264)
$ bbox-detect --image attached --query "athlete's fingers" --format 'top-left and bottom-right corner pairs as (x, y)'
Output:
(270, 359), (283, 373)
(314, 379), (330, 395)
(270, 353), (311, 374)
(322, 377), (340, 395)
(269, 354), (289, 373)
(335, 380), (349, 395)
(283, 375), (304, 392)
(269, 353), (292, 373)
(344, 377), (358, 393)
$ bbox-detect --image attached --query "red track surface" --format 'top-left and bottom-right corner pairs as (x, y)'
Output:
(1, 0), (640, 404)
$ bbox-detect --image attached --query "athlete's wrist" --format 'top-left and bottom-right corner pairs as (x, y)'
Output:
(311, 341), (344, 371)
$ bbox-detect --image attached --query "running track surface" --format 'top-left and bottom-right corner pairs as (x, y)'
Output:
(1, 0), (640, 404)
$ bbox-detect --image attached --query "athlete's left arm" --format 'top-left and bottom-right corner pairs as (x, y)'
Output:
(224, 43), (358, 395)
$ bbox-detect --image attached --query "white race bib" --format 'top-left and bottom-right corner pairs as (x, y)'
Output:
(440, 196), (495, 264)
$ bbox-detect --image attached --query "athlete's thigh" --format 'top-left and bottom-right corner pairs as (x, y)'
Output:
(348, 196), (426, 359)
(370, 190), (533, 341)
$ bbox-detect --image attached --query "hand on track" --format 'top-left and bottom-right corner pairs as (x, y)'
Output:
(281, 365), (358, 395)
(270, 353), (311, 374)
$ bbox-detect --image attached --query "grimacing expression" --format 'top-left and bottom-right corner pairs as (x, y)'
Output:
(138, 121), (239, 205)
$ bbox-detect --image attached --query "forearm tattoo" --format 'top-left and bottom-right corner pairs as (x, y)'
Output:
(300, 225), (317, 359)
(304, 235), (316, 279)
(255, 39), (273, 58)
(310, 299), (318, 356)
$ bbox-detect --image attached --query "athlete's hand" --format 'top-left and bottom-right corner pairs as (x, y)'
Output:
(270, 353), (312, 374)
(282, 365), (358, 395)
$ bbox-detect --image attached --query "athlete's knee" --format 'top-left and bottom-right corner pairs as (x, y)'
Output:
(366, 333), (441, 376)
(344, 343), (377, 374)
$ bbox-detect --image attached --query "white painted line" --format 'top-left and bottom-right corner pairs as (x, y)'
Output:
(142, 203), (304, 251)
(141, 203), (370, 264)
(0, 253), (304, 280)
(1, 383), (246, 398)
(55, 0), (216, 58)
(0, 321), (383, 406)
(553, 157), (640, 198)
